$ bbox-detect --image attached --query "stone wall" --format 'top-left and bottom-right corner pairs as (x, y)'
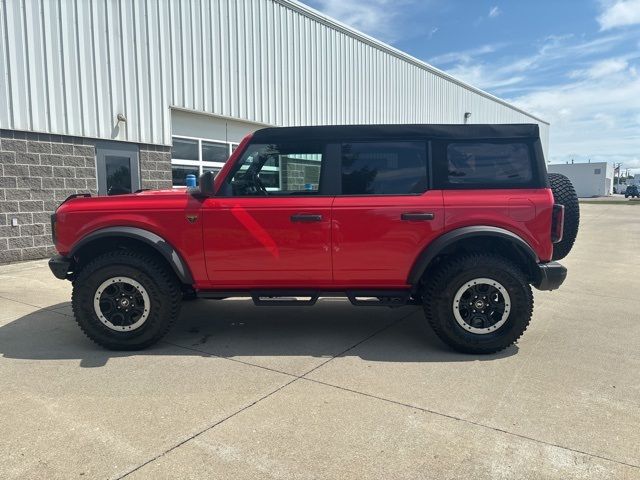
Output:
(0, 130), (97, 263)
(139, 146), (172, 190)
(0, 129), (172, 264)
(281, 158), (322, 191)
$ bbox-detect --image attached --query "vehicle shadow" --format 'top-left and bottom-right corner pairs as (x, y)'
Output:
(0, 299), (517, 368)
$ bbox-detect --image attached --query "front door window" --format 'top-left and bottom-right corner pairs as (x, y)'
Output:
(223, 142), (324, 196)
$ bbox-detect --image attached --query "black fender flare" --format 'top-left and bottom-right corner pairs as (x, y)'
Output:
(407, 226), (539, 285)
(70, 226), (194, 284)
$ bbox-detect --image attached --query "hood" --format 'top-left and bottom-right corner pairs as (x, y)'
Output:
(56, 189), (193, 214)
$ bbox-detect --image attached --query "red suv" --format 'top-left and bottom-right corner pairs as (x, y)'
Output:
(49, 124), (579, 354)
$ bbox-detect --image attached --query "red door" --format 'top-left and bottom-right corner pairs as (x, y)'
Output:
(201, 197), (332, 288)
(201, 139), (332, 289)
(332, 192), (444, 287)
(330, 140), (444, 288)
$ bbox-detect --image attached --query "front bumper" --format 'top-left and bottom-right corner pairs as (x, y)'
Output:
(49, 255), (71, 280)
(534, 261), (567, 291)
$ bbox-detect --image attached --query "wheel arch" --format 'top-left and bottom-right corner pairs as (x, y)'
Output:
(408, 226), (540, 286)
(69, 226), (194, 285)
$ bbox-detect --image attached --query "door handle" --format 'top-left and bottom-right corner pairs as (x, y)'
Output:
(401, 212), (435, 221)
(291, 213), (323, 223)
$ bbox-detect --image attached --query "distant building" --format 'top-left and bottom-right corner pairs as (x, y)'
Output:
(627, 175), (640, 187)
(547, 162), (614, 197)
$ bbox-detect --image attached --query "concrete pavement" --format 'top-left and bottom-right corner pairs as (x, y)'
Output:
(0, 203), (639, 479)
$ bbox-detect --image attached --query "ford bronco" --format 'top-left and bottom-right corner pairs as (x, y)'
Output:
(49, 124), (579, 354)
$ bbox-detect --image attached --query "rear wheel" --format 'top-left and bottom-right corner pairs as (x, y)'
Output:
(422, 254), (533, 354)
(72, 250), (182, 350)
(548, 172), (579, 260)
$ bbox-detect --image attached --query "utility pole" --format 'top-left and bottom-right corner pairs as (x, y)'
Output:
(613, 163), (622, 193)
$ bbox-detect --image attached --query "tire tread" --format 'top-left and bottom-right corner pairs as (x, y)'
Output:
(548, 172), (579, 260)
(71, 249), (181, 350)
(422, 253), (533, 354)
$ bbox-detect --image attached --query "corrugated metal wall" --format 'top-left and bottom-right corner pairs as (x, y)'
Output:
(0, 0), (549, 151)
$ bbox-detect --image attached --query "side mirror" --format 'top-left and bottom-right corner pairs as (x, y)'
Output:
(198, 171), (216, 197)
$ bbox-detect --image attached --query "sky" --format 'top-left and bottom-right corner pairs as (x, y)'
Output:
(301, 0), (640, 174)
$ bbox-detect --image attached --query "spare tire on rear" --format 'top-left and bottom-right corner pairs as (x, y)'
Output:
(548, 173), (579, 260)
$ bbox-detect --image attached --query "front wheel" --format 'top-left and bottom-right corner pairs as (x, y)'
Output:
(421, 254), (533, 354)
(72, 250), (182, 350)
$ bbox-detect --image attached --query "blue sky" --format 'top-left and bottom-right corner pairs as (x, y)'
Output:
(301, 0), (640, 174)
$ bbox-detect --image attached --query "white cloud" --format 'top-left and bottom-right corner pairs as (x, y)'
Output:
(446, 64), (525, 90)
(598, 0), (640, 30)
(429, 43), (506, 65)
(569, 57), (629, 79)
(304, 0), (421, 43)
(511, 62), (640, 172)
(432, 33), (629, 93)
(489, 6), (501, 18)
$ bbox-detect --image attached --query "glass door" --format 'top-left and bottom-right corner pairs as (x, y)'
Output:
(96, 142), (141, 195)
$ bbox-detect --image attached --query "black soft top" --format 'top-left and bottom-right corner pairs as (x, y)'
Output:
(252, 123), (540, 142)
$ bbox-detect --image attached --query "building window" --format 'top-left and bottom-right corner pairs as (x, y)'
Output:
(594, 168), (601, 174)
(96, 142), (140, 195)
(171, 164), (200, 187)
(171, 136), (239, 187)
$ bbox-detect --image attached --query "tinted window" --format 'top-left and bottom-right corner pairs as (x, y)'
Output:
(446, 143), (531, 185)
(171, 138), (198, 160)
(171, 165), (200, 187)
(202, 141), (229, 162)
(227, 142), (323, 196)
(105, 156), (132, 195)
(340, 142), (428, 195)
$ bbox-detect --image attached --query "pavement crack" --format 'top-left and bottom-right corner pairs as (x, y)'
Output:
(298, 309), (419, 378)
(162, 308), (418, 381)
(302, 377), (640, 472)
(117, 310), (415, 478)
(161, 340), (299, 379)
(0, 294), (72, 318)
(115, 375), (300, 479)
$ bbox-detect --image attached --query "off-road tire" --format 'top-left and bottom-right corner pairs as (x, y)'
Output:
(422, 254), (533, 354)
(548, 172), (579, 260)
(72, 249), (181, 350)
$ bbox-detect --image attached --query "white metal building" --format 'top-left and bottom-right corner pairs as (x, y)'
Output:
(547, 162), (614, 197)
(0, 0), (549, 263)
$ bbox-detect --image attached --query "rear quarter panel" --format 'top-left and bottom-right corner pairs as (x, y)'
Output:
(442, 189), (554, 262)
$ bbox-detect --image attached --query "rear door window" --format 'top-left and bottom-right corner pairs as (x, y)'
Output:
(440, 142), (532, 187)
(340, 141), (428, 195)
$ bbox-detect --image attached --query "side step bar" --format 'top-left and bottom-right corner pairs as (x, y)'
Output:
(252, 291), (319, 306)
(346, 291), (412, 308)
(197, 290), (416, 307)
